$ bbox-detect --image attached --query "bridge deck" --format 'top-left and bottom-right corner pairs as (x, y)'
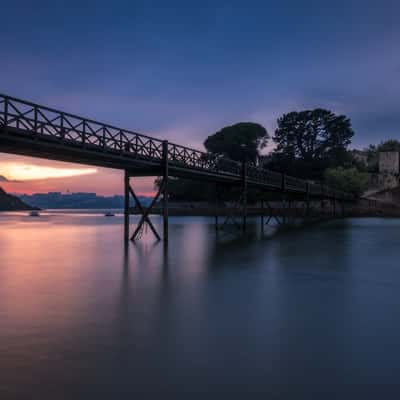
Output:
(0, 94), (351, 200)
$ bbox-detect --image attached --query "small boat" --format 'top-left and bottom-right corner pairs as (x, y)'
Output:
(104, 212), (115, 217)
(29, 211), (40, 217)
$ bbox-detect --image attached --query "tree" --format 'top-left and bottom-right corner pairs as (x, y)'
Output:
(155, 122), (268, 202)
(378, 139), (400, 152)
(272, 109), (354, 179)
(325, 167), (369, 197)
(359, 144), (379, 172)
(204, 122), (269, 164)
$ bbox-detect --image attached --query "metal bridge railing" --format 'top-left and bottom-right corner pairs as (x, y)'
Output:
(0, 94), (352, 200)
(0, 94), (165, 160)
(167, 143), (241, 176)
(284, 175), (308, 192)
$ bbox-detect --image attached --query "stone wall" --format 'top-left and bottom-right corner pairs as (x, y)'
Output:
(368, 172), (399, 192)
(368, 187), (400, 205)
(365, 152), (400, 197)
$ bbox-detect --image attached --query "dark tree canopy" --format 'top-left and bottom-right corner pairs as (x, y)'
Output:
(274, 109), (353, 161)
(271, 109), (354, 179)
(155, 122), (268, 202)
(204, 122), (268, 164)
(378, 139), (400, 152)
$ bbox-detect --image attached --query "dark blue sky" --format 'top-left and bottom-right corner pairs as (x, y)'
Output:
(1, 0), (399, 151)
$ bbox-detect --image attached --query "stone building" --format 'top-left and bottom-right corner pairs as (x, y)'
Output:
(363, 151), (399, 199)
(379, 152), (399, 174)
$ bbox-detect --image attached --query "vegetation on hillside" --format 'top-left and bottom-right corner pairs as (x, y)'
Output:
(0, 187), (37, 211)
(324, 167), (369, 197)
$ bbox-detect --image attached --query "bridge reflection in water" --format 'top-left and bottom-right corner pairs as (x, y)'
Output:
(0, 94), (354, 242)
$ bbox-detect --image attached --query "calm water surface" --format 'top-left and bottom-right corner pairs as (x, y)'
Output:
(1, 212), (400, 398)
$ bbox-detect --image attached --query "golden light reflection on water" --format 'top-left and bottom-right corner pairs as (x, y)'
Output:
(0, 219), (113, 332)
(0, 214), (215, 343)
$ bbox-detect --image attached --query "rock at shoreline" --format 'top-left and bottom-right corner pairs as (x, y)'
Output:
(0, 187), (38, 211)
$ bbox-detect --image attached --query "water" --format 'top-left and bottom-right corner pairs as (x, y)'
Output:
(1, 212), (400, 398)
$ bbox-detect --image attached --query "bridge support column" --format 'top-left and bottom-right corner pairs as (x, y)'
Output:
(281, 174), (287, 224)
(215, 183), (219, 234)
(333, 196), (336, 217)
(123, 142), (169, 243)
(287, 199), (292, 224)
(261, 198), (265, 234)
(124, 170), (130, 242)
(162, 141), (169, 243)
(320, 187), (325, 218)
(130, 180), (163, 241)
(123, 172), (166, 242)
(242, 162), (248, 233)
(281, 195), (287, 225)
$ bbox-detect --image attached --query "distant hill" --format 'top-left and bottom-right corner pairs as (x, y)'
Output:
(18, 192), (152, 209)
(0, 187), (37, 211)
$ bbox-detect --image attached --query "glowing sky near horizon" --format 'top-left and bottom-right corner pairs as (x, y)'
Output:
(0, 155), (154, 196)
(0, 0), (399, 195)
(1, 162), (97, 181)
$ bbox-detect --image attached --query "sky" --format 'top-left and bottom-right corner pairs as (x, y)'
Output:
(1, 0), (399, 195)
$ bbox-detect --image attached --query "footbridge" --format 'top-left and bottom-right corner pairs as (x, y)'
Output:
(0, 94), (354, 242)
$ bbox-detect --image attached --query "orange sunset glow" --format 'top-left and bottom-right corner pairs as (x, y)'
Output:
(0, 154), (155, 196)
(1, 162), (97, 181)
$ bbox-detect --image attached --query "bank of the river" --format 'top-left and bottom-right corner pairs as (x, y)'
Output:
(0, 187), (38, 211)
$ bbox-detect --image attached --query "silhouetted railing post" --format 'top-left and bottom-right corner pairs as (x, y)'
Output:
(102, 127), (106, 150)
(4, 97), (8, 126)
(32, 105), (37, 133)
(306, 181), (310, 217)
(82, 120), (86, 146)
(162, 140), (169, 242)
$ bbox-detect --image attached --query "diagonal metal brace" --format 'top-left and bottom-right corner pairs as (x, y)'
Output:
(130, 181), (164, 241)
(264, 200), (283, 226)
(219, 191), (245, 232)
